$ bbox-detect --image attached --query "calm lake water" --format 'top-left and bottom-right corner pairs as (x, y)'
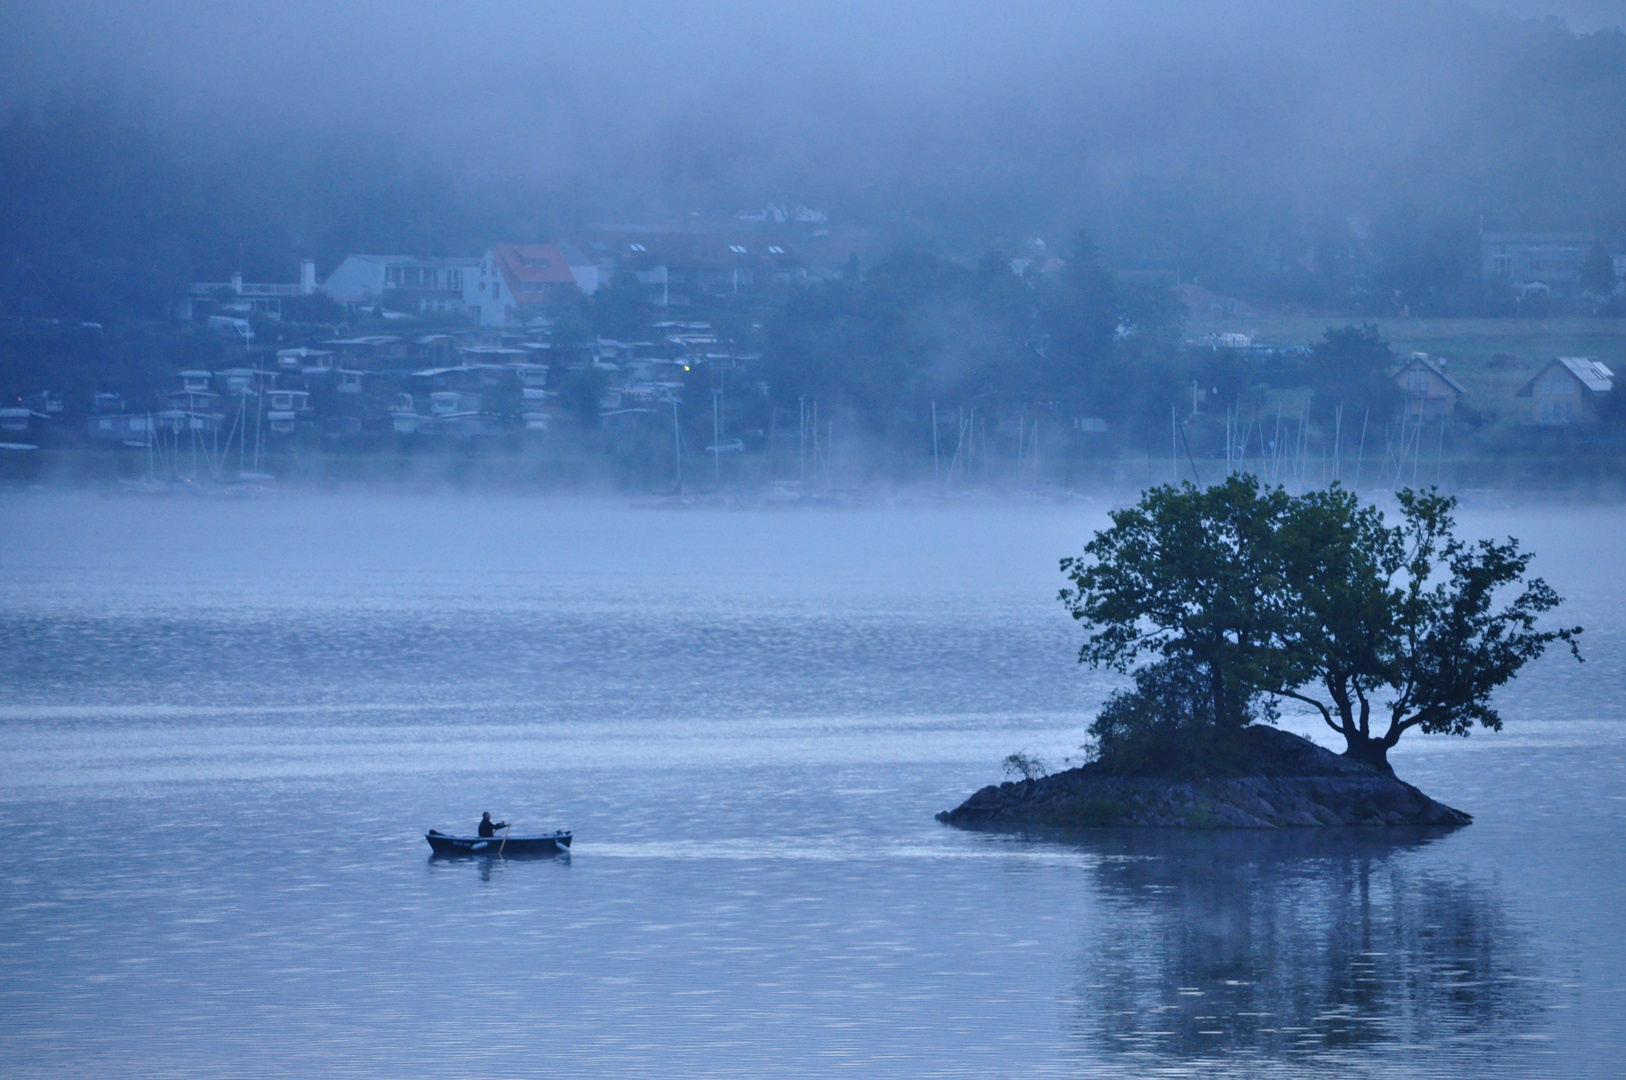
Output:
(1, 492), (1623, 1078)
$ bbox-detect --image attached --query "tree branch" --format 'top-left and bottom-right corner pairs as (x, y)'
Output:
(1274, 688), (1340, 733)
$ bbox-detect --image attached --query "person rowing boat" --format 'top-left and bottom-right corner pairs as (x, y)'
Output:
(425, 822), (570, 856)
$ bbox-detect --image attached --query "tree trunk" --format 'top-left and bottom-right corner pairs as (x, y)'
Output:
(1340, 732), (1394, 776)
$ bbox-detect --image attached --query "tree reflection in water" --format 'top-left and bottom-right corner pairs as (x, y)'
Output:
(1052, 828), (1548, 1077)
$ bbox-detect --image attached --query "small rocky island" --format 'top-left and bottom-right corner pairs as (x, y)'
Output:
(938, 726), (1471, 830)
(968, 477), (1580, 832)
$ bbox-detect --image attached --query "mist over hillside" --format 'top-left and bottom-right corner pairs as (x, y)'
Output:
(3, 1), (1625, 315)
(4, 1), (1626, 492)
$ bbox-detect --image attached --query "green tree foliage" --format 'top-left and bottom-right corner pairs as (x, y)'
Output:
(0, 91), (523, 324)
(1062, 480), (1579, 776)
(1305, 325), (1401, 425)
(278, 293), (346, 326)
(481, 369), (524, 420)
(547, 291), (597, 355)
(1001, 751), (1049, 781)
(1086, 659), (1277, 778)
(1270, 486), (1582, 773)
(0, 97), (191, 320)
(591, 271), (655, 342)
(1579, 241), (1619, 296)
(1059, 475), (1294, 731)
(760, 235), (1187, 444)
(557, 366), (610, 425)
(0, 321), (222, 413)
(1360, 205), (1478, 317)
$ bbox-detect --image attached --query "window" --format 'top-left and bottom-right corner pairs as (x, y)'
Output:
(768, 245), (784, 254)
(629, 243), (647, 253)
(729, 245), (748, 254)
(447, 270), (462, 290)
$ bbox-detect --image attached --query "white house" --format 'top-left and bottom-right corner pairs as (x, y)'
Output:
(1481, 231), (1594, 290)
(179, 260), (317, 320)
(321, 256), (480, 314)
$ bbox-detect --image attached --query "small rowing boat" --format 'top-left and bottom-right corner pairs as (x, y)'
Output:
(425, 829), (572, 856)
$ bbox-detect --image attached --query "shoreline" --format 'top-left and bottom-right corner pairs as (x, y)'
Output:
(937, 727), (1473, 830)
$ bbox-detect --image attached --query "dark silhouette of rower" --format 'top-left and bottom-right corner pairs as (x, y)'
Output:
(477, 811), (509, 838)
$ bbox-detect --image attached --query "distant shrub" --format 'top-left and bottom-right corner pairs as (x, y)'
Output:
(1001, 751), (1048, 781)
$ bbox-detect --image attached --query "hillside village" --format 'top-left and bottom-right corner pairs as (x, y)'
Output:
(4, 223), (1626, 491)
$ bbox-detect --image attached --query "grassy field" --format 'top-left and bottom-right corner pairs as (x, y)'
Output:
(1187, 316), (1626, 438)
(1186, 316), (1626, 363)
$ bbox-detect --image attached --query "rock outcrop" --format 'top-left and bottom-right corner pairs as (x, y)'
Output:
(937, 727), (1471, 829)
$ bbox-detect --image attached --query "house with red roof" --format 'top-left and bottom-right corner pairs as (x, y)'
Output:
(467, 245), (580, 326)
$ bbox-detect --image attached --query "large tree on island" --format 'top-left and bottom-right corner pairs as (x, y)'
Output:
(1061, 478), (1581, 776)
(1271, 486), (1581, 774)
(1059, 475), (1294, 732)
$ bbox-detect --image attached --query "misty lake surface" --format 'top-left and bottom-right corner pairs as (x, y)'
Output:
(2, 492), (1623, 1078)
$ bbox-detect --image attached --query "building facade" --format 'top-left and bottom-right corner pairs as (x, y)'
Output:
(1394, 354), (1467, 419)
(562, 232), (807, 307)
(1480, 231), (1594, 290)
(465, 245), (579, 326)
(321, 256), (480, 315)
(1516, 357), (1615, 425)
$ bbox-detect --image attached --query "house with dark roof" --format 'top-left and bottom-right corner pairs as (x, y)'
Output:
(563, 232), (807, 307)
(1516, 357), (1615, 425)
(1394, 354), (1468, 419)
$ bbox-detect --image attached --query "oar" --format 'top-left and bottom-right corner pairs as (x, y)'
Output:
(498, 822), (512, 857)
